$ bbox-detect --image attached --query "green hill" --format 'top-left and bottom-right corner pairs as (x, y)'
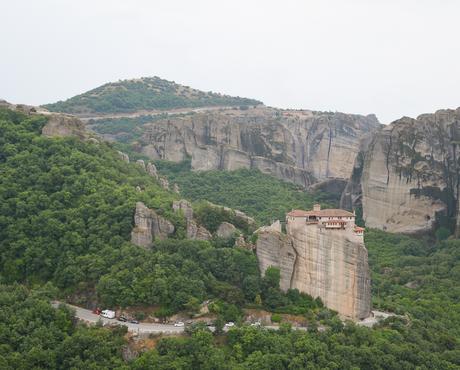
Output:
(43, 77), (262, 114)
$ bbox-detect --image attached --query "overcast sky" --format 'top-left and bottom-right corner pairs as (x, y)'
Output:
(1, 0), (459, 123)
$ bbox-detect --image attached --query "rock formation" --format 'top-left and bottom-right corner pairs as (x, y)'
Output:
(256, 223), (296, 292)
(146, 162), (158, 178)
(341, 107), (460, 234)
(216, 222), (237, 239)
(159, 177), (169, 190)
(131, 202), (175, 247)
(256, 206), (371, 320)
(117, 151), (130, 163)
(41, 114), (87, 139)
(139, 107), (380, 187)
(172, 199), (211, 240)
(136, 159), (146, 170)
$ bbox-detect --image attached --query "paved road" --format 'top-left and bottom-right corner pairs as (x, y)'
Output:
(52, 302), (387, 334)
(52, 302), (187, 334)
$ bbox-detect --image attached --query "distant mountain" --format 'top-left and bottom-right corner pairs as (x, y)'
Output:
(43, 76), (262, 114)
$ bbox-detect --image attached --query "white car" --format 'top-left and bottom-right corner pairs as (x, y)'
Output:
(225, 322), (235, 328)
(174, 321), (185, 327)
(250, 322), (261, 327)
(100, 309), (115, 319)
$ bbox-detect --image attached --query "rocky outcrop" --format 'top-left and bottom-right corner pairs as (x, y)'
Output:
(256, 225), (296, 292)
(117, 151), (130, 163)
(136, 159), (146, 170)
(343, 108), (460, 234)
(216, 222), (237, 239)
(256, 219), (371, 320)
(42, 114), (87, 139)
(205, 202), (256, 226)
(172, 199), (211, 240)
(146, 162), (158, 178)
(159, 177), (169, 190)
(131, 202), (175, 247)
(139, 107), (380, 187)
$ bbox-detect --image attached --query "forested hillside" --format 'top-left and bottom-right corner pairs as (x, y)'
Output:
(155, 160), (338, 224)
(0, 108), (459, 369)
(43, 77), (261, 114)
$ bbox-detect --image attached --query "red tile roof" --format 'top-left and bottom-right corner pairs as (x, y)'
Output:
(287, 209), (355, 218)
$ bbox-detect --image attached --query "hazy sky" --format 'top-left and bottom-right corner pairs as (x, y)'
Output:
(1, 0), (459, 123)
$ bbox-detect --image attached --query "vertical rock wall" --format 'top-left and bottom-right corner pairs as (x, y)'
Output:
(287, 223), (371, 320)
(256, 221), (371, 320)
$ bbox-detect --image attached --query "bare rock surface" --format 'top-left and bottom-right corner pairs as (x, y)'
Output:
(256, 219), (371, 320)
(343, 107), (460, 234)
(146, 162), (158, 178)
(131, 202), (174, 247)
(117, 151), (130, 163)
(216, 222), (237, 239)
(139, 107), (380, 186)
(42, 114), (87, 139)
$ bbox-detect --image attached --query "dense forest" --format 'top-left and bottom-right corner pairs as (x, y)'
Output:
(154, 160), (338, 224)
(0, 108), (459, 369)
(43, 77), (261, 114)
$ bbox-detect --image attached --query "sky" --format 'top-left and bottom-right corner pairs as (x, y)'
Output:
(1, 0), (459, 124)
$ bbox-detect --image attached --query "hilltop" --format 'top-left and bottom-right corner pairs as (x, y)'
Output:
(43, 76), (262, 115)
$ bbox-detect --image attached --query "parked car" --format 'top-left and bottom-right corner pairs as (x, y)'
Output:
(100, 310), (115, 319)
(225, 322), (235, 328)
(92, 307), (102, 315)
(130, 319), (139, 324)
(117, 315), (127, 322)
(250, 321), (261, 327)
(174, 321), (185, 327)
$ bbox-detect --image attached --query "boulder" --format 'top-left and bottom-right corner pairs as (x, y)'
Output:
(216, 222), (237, 239)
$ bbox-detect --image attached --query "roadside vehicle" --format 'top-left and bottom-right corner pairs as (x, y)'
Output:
(117, 315), (128, 322)
(225, 322), (235, 328)
(250, 321), (261, 327)
(100, 309), (115, 319)
(130, 319), (139, 324)
(174, 321), (185, 327)
(92, 307), (102, 315)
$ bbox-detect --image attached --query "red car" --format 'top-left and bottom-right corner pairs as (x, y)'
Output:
(92, 307), (102, 315)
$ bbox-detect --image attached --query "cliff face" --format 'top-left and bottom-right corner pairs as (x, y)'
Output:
(343, 108), (460, 234)
(139, 107), (380, 186)
(131, 202), (175, 248)
(256, 221), (371, 320)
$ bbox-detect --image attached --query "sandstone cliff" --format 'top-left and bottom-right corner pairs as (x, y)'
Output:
(131, 202), (175, 247)
(342, 107), (460, 234)
(138, 107), (380, 186)
(256, 220), (371, 320)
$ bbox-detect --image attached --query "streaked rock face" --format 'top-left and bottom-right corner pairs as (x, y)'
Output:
(256, 220), (371, 320)
(287, 221), (371, 320)
(256, 226), (296, 292)
(139, 107), (380, 186)
(131, 202), (175, 247)
(343, 107), (460, 234)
